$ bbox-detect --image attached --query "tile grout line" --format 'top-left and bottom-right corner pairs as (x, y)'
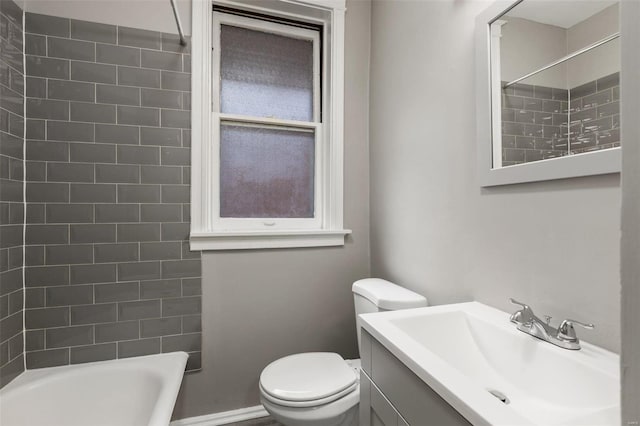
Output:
(21, 5), (27, 373)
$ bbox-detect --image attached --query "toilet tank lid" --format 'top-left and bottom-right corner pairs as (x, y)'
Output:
(352, 278), (427, 310)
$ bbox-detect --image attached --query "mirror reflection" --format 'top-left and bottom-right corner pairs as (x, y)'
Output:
(491, 0), (620, 168)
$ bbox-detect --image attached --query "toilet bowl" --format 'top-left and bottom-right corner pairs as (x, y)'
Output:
(260, 353), (360, 426)
(259, 279), (427, 426)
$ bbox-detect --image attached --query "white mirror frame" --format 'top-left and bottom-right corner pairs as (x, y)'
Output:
(475, 0), (622, 187)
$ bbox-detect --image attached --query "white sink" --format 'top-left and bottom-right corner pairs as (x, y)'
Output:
(360, 302), (619, 425)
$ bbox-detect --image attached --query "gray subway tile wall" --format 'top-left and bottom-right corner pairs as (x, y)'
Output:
(568, 72), (620, 154)
(501, 82), (569, 166)
(501, 72), (621, 167)
(0, 0), (25, 387)
(23, 13), (202, 370)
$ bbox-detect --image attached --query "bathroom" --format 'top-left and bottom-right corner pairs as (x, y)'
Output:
(0, 0), (638, 424)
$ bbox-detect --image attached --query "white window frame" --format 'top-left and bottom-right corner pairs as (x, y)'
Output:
(190, 0), (350, 250)
(212, 12), (322, 231)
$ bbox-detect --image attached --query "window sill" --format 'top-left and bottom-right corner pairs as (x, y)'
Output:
(190, 229), (352, 251)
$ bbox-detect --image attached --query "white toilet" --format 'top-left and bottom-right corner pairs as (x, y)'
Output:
(259, 278), (428, 426)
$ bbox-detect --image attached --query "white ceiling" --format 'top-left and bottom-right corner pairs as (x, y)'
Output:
(506, 0), (618, 28)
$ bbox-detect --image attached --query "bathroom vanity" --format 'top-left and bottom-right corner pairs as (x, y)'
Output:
(358, 302), (619, 426)
(359, 329), (469, 426)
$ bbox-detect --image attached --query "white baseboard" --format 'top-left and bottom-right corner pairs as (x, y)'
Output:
(170, 405), (270, 426)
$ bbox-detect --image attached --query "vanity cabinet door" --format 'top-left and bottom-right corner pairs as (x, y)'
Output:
(370, 377), (399, 426)
(360, 371), (402, 426)
(370, 337), (471, 425)
(361, 331), (470, 425)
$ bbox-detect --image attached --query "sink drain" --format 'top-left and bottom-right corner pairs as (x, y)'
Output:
(487, 389), (510, 404)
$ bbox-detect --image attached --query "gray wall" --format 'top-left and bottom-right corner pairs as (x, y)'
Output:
(172, 0), (371, 417)
(370, 0), (620, 352)
(0, 0), (25, 388)
(501, 4), (620, 89)
(620, 0), (640, 421)
(500, 17), (567, 88)
(22, 13), (201, 370)
(567, 4), (619, 88)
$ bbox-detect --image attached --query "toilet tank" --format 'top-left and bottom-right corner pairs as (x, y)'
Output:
(352, 278), (427, 354)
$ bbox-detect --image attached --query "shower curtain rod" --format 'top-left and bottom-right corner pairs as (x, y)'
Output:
(503, 32), (620, 89)
(170, 0), (187, 46)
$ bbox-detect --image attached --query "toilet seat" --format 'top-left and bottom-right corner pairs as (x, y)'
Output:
(260, 382), (358, 408)
(260, 353), (357, 408)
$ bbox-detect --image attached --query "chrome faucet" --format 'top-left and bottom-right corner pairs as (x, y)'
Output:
(508, 298), (594, 350)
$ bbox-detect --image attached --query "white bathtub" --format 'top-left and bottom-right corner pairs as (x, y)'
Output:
(0, 352), (188, 426)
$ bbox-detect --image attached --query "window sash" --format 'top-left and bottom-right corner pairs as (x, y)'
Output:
(213, 12), (321, 123)
(211, 115), (323, 230)
(211, 11), (323, 231)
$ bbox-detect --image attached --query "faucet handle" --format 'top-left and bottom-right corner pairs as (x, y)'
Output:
(509, 297), (527, 307)
(557, 319), (595, 342)
(509, 298), (533, 324)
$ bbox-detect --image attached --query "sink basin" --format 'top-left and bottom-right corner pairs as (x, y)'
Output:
(360, 302), (619, 425)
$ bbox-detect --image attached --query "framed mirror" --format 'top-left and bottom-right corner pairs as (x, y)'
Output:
(476, 0), (621, 186)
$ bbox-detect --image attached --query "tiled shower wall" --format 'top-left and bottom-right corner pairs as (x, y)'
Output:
(23, 13), (202, 370)
(568, 72), (620, 154)
(501, 72), (620, 166)
(501, 82), (569, 166)
(0, 0), (25, 387)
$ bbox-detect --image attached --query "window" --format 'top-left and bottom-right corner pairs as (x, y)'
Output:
(190, 0), (349, 250)
(214, 13), (320, 229)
